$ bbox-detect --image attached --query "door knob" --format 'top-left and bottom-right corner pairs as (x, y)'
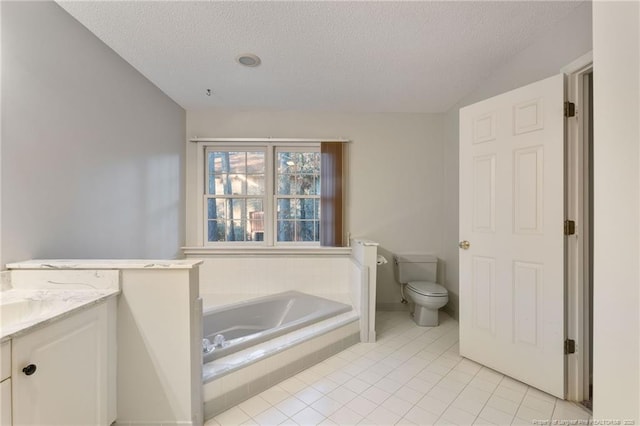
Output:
(458, 240), (470, 250)
(22, 364), (37, 376)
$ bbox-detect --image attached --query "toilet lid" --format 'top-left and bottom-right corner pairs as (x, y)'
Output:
(407, 281), (448, 296)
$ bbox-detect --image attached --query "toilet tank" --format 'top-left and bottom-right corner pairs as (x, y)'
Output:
(393, 254), (438, 283)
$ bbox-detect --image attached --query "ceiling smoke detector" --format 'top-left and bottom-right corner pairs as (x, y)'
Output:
(236, 53), (261, 67)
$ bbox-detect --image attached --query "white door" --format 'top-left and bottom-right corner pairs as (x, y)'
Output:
(459, 74), (566, 398)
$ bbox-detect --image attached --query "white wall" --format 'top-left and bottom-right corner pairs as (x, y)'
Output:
(186, 110), (444, 308)
(592, 1), (640, 421)
(441, 1), (592, 318)
(192, 255), (351, 308)
(1, 1), (186, 266)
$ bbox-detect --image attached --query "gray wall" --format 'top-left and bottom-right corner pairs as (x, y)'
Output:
(1, 1), (186, 266)
(441, 1), (592, 319)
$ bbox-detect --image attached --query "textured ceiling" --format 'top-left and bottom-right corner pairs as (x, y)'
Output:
(57, 1), (584, 113)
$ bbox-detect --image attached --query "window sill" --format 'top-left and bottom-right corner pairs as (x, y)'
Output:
(181, 246), (352, 257)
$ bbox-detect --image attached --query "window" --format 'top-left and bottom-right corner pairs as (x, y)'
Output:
(205, 149), (266, 242)
(275, 149), (321, 243)
(204, 145), (321, 245)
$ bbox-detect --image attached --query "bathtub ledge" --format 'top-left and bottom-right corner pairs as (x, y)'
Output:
(182, 246), (351, 257)
(202, 310), (359, 383)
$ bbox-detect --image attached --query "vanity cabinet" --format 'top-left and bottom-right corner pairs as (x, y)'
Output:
(11, 300), (115, 426)
(1, 341), (11, 426)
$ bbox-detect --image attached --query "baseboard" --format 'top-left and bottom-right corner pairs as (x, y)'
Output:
(376, 302), (410, 311)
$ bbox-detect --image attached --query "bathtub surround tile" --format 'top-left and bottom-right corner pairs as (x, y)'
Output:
(211, 312), (590, 426)
(280, 377), (308, 395)
(296, 369), (323, 385)
(238, 395), (272, 418)
(213, 406), (250, 425)
(259, 385), (290, 406)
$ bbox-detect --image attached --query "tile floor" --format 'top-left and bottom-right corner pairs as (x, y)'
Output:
(206, 311), (591, 425)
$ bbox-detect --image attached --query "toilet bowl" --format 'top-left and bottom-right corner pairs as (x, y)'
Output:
(405, 281), (448, 327)
(393, 254), (448, 327)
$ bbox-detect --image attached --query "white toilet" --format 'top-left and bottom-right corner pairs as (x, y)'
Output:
(393, 254), (448, 326)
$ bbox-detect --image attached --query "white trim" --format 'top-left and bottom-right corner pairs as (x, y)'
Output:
(566, 61), (593, 403)
(561, 51), (593, 75)
(182, 246), (351, 256)
(189, 138), (350, 143)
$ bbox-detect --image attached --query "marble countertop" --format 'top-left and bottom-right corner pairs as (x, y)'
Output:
(0, 288), (119, 342)
(7, 259), (203, 270)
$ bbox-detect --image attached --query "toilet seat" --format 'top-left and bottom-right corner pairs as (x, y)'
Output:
(407, 281), (447, 297)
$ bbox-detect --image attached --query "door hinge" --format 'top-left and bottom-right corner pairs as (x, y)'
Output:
(564, 101), (576, 118)
(565, 339), (576, 355)
(564, 220), (576, 236)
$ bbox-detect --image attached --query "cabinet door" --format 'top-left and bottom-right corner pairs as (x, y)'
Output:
(0, 379), (10, 426)
(12, 303), (108, 426)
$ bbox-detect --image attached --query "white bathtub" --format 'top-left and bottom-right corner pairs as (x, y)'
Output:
(201, 291), (360, 419)
(202, 291), (352, 362)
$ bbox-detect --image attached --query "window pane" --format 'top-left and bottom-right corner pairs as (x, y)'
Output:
(207, 151), (265, 196)
(248, 210), (264, 241)
(247, 175), (265, 195)
(277, 199), (299, 219)
(207, 198), (263, 242)
(276, 151), (320, 196)
(207, 198), (226, 220)
(207, 220), (225, 242)
(277, 175), (295, 195)
(297, 175), (318, 195)
(299, 198), (316, 219)
(227, 152), (246, 174)
(277, 221), (295, 242)
(247, 152), (265, 174)
(299, 221), (316, 242)
(276, 219), (319, 242)
(277, 152), (297, 174)
(227, 220), (245, 241)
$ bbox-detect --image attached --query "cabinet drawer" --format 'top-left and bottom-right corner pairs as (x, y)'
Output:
(0, 342), (9, 381)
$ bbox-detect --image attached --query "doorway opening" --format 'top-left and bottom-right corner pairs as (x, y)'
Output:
(565, 56), (593, 408)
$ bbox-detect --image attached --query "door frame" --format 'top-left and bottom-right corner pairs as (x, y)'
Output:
(563, 52), (593, 403)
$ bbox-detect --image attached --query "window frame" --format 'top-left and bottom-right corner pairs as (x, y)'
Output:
(203, 146), (269, 245)
(198, 141), (321, 247)
(273, 146), (321, 246)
